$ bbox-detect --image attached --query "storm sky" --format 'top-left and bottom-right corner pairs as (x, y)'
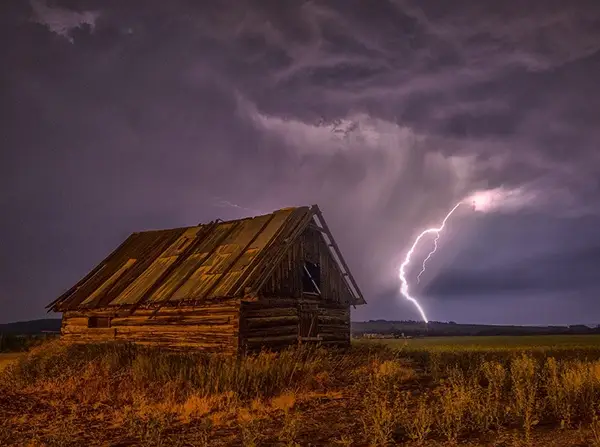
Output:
(2, 0), (600, 325)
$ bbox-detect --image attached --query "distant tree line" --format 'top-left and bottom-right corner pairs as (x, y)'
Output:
(352, 321), (600, 338)
(0, 333), (58, 353)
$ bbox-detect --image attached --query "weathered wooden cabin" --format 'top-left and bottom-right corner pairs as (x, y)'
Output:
(46, 205), (366, 354)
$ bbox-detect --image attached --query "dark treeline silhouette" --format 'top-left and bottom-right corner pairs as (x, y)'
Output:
(0, 319), (61, 335)
(2, 318), (599, 347)
(0, 319), (61, 352)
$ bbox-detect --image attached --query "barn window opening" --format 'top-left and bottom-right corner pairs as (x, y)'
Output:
(302, 261), (321, 295)
(88, 317), (111, 328)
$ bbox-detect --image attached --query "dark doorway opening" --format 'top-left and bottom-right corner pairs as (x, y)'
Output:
(302, 261), (321, 295)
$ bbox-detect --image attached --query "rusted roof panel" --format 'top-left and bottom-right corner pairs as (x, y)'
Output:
(48, 205), (366, 312)
(60, 230), (186, 310)
(151, 222), (239, 303)
(109, 227), (203, 306)
(78, 259), (137, 307)
(234, 207), (314, 295)
(49, 208), (312, 311)
(191, 213), (277, 299)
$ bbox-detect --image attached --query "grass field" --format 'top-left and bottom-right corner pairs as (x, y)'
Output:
(1, 336), (600, 446)
(373, 334), (600, 349)
(0, 353), (24, 373)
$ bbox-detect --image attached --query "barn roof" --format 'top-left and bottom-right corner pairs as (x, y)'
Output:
(47, 205), (365, 312)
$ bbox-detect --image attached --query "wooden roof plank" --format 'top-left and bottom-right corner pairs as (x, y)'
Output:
(47, 205), (365, 312)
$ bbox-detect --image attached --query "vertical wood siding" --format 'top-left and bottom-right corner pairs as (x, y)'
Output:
(260, 227), (355, 304)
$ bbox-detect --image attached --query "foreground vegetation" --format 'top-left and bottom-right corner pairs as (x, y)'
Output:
(1, 337), (600, 445)
(375, 334), (600, 348)
(0, 333), (58, 353)
(0, 353), (23, 373)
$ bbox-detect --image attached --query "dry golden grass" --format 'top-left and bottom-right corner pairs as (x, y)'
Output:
(0, 352), (23, 373)
(1, 338), (600, 446)
(356, 347), (600, 446)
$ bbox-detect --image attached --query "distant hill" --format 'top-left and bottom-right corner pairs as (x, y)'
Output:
(0, 318), (61, 335)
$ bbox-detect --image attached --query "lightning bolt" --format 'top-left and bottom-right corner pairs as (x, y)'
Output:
(399, 201), (464, 323)
(416, 203), (464, 283)
(416, 232), (441, 284)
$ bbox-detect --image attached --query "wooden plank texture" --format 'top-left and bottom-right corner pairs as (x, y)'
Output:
(61, 300), (241, 352)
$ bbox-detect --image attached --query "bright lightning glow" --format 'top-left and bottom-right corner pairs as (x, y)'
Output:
(416, 202), (466, 283)
(416, 231), (441, 284)
(466, 186), (535, 213)
(398, 202), (464, 323)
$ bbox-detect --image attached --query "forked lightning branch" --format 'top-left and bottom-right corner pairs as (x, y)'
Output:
(398, 189), (507, 323)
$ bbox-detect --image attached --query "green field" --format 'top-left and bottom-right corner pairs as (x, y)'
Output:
(362, 334), (600, 349)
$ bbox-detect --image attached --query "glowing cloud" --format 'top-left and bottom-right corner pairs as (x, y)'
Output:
(466, 186), (537, 213)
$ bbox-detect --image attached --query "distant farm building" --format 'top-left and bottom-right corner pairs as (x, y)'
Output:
(46, 205), (366, 353)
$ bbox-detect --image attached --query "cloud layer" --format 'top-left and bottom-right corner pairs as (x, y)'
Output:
(1, 0), (599, 324)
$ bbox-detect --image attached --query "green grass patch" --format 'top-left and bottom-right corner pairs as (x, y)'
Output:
(372, 334), (600, 349)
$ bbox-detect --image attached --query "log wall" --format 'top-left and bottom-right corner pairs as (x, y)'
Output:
(316, 300), (351, 347)
(239, 298), (350, 353)
(60, 293), (350, 354)
(61, 299), (241, 353)
(240, 299), (299, 353)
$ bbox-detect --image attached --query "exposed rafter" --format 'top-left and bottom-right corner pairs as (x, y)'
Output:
(309, 205), (366, 306)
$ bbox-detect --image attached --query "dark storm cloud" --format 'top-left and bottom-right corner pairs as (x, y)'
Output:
(29, 0), (100, 42)
(425, 247), (600, 297)
(419, 213), (600, 302)
(1, 0), (600, 324)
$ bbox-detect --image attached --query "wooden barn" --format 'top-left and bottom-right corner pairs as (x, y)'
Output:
(46, 205), (366, 354)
